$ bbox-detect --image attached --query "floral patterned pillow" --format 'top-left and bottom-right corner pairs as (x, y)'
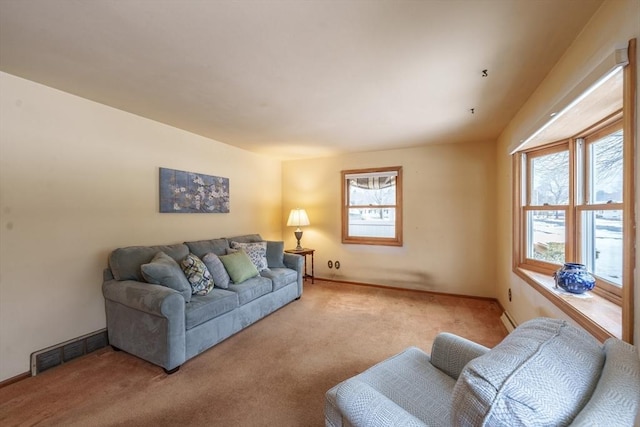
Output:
(230, 241), (268, 271)
(181, 253), (214, 295)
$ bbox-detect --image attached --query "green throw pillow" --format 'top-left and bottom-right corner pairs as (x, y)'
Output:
(141, 251), (192, 303)
(219, 250), (259, 284)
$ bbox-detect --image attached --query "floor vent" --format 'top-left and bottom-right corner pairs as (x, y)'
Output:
(500, 312), (517, 333)
(30, 329), (108, 376)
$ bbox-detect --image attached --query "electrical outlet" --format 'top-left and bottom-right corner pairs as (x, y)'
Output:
(508, 288), (512, 302)
(335, 261), (340, 270)
(327, 260), (333, 268)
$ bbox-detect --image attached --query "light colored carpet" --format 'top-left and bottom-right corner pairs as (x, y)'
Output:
(0, 280), (506, 426)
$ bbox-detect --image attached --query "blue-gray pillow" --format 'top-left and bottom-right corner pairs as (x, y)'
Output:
(265, 241), (286, 268)
(181, 253), (214, 295)
(141, 251), (192, 303)
(202, 252), (231, 289)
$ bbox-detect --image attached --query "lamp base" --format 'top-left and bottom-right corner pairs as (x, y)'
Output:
(294, 230), (303, 250)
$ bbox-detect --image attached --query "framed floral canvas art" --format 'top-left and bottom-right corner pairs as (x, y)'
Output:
(159, 167), (229, 213)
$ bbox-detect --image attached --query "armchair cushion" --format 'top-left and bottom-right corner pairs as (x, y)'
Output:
(452, 318), (604, 426)
(141, 251), (192, 303)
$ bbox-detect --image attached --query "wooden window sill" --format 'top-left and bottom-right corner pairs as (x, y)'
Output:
(514, 268), (621, 342)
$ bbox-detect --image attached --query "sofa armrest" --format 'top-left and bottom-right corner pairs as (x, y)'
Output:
(102, 279), (185, 318)
(283, 253), (304, 296)
(430, 332), (490, 380)
(336, 380), (427, 427)
(102, 279), (186, 371)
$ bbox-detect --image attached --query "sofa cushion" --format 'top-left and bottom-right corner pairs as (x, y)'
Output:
(227, 234), (262, 243)
(202, 252), (231, 289)
(230, 241), (268, 271)
(184, 238), (229, 258)
(451, 318), (604, 426)
(109, 243), (189, 281)
(181, 253), (214, 296)
(141, 251), (192, 303)
(185, 289), (239, 329)
(227, 276), (273, 305)
(260, 268), (297, 291)
(219, 250), (259, 284)
(266, 241), (286, 268)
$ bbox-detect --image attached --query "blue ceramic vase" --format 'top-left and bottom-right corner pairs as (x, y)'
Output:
(553, 263), (596, 294)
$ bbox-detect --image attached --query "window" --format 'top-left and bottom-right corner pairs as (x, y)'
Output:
(512, 39), (637, 343)
(517, 118), (626, 299)
(342, 167), (402, 246)
(514, 113), (634, 341)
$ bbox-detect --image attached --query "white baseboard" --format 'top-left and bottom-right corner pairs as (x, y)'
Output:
(500, 311), (517, 333)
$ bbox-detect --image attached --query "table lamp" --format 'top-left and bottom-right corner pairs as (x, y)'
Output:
(287, 208), (310, 250)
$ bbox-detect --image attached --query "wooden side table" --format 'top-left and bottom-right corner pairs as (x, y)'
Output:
(284, 248), (315, 284)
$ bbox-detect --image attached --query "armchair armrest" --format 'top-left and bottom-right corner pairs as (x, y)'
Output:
(336, 380), (427, 427)
(430, 332), (490, 380)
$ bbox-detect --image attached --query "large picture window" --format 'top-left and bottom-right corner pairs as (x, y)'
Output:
(342, 167), (402, 246)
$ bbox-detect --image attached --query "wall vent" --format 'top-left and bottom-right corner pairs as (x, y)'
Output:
(30, 329), (108, 376)
(500, 312), (517, 333)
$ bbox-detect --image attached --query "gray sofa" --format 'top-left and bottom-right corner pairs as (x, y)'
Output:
(102, 234), (303, 373)
(325, 317), (640, 426)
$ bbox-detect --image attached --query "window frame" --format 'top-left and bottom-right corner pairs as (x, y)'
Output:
(341, 166), (403, 246)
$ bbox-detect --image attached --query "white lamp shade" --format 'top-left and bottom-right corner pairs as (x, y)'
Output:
(287, 208), (310, 227)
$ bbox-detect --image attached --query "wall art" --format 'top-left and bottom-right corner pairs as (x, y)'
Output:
(159, 167), (229, 213)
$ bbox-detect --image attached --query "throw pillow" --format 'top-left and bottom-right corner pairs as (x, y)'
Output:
(202, 252), (231, 289)
(141, 251), (192, 303)
(218, 250), (259, 284)
(265, 241), (286, 268)
(230, 241), (268, 271)
(181, 253), (214, 295)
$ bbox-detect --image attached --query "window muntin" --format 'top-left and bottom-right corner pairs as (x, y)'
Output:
(342, 167), (402, 246)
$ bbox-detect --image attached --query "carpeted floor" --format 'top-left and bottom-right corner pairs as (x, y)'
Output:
(0, 280), (506, 426)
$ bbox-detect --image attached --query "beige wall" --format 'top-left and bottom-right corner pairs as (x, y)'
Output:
(282, 140), (497, 297)
(496, 0), (640, 343)
(0, 72), (283, 381)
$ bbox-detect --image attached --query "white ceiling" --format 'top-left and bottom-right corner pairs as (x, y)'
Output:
(0, 0), (604, 159)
